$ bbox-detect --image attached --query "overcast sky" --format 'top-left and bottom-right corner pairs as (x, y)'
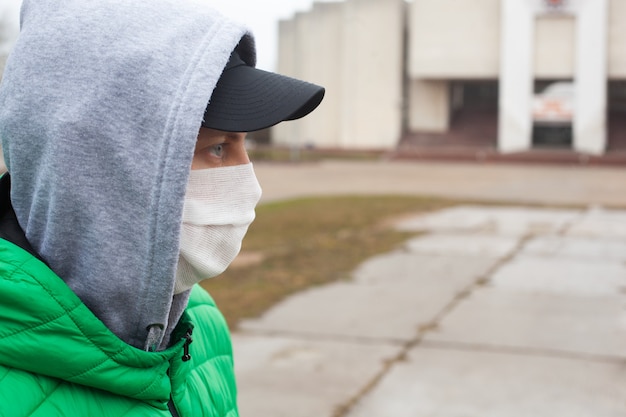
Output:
(0, 0), (336, 71)
(210, 0), (334, 70)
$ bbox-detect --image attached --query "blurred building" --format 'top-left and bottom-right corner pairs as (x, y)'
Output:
(0, 0), (21, 83)
(272, 0), (625, 156)
(272, 0), (405, 150)
(0, 1), (20, 173)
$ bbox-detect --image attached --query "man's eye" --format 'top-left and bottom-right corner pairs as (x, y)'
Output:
(209, 144), (224, 158)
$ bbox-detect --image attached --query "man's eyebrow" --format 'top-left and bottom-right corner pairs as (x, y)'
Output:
(226, 132), (246, 140)
(196, 135), (222, 145)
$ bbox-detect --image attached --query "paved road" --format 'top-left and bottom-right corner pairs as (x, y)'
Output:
(254, 160), (626, 207)
(233, 160), (626, 417)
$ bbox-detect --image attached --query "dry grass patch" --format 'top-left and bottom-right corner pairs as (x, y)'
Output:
(201, 195), (462, 328)
(248, 146), (384, 162)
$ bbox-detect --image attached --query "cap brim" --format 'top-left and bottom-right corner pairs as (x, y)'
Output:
(202, 65), (325, 132)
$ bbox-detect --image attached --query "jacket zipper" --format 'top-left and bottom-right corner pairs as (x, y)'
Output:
(167, 328), (194, 416)
(182, 327), (193, 362)
(168, 396), (181, 417)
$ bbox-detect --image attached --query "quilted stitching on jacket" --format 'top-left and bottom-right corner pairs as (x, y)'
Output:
(0, 239), (239, 417)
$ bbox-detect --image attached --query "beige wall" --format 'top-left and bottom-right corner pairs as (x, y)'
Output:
(534, 16), (576, 79)
(0, 56), (6, 83)
(408, 80), (449, 132)
(408, 0), (626, 81)
(273, 3), (344, 148)
(339, 0), (404, 148)
(308, 3), (343, 148)
(300, 2), (343, 148)
(608, 0), (626, 78)
(271, 18), (298, 147)
(409, 0), (501, 79)
(272, 0), (405, 150)
(271, 3), (343, 147)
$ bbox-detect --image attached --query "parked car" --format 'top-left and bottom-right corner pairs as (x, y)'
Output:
(532, 81), (574, 127)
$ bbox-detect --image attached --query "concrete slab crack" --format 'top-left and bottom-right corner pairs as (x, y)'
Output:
(332, 233), (534, 417)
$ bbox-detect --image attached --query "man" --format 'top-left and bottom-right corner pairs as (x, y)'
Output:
(0, 0), (324, 415)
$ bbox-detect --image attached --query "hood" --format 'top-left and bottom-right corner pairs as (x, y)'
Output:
(0, 0), (254, 348)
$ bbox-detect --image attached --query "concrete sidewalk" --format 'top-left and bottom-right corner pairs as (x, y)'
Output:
(232, 161), (626, 417)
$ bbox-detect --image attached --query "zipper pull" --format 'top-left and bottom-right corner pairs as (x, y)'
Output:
(182, 328), (193, 362)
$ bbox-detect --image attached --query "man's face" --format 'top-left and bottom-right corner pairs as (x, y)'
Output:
(191, 128), (250, 170)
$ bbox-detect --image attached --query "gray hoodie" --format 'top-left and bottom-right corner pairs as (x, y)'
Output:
(0, 0), (253, 349)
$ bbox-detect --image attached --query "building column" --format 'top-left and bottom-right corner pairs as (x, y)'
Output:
(498, 0), (534, 153)
(499, 0), (608, 155)
(574, 0), (608, 155)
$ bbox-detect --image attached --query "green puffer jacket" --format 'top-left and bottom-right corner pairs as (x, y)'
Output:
(0, 237), (239, 417)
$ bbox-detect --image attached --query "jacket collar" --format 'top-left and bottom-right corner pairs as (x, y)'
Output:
(0, 173), (44, 262)
(0, 235), (192, 406)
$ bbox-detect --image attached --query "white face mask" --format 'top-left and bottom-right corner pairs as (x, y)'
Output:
(174, 163), (262, 294)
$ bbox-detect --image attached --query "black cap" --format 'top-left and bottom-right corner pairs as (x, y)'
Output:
(202, 51), (325, 132)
